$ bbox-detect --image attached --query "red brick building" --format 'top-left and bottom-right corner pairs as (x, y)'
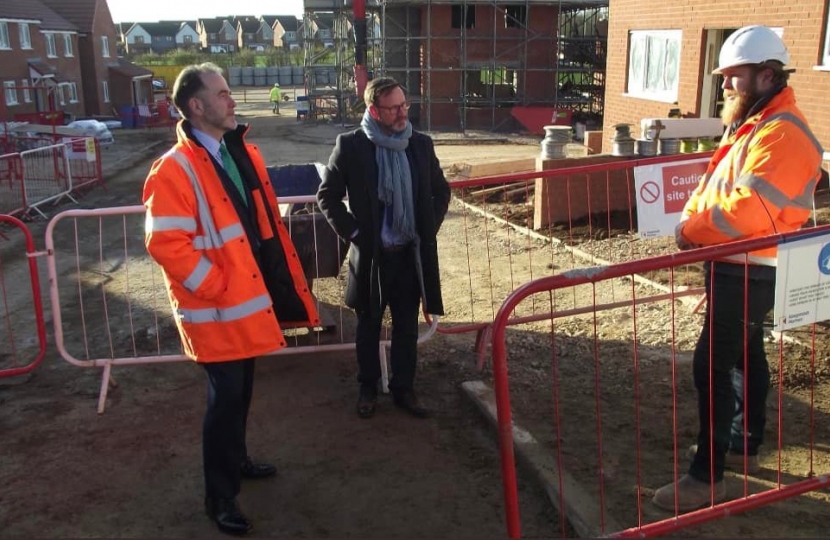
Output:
(603, 3), (830, 154)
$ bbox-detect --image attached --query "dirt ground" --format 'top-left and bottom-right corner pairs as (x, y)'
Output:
(2, 94), (830, 538)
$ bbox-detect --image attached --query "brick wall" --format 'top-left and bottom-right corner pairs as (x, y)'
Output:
(604, 2), (830, 154)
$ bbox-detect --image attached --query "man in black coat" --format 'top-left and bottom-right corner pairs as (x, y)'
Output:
(317, 77), (451, 419)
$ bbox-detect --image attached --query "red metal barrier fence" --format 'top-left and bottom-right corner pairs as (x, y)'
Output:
(0, 153), (26, 216)
(489, 226), (830, 538)
(0, 214), (47, 377)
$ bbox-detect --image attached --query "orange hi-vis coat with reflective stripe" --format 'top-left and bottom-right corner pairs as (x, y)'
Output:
(679, 86), (823, 266)
(143, 122), (319, 362)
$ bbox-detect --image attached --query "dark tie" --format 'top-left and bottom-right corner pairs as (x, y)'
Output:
(219, 143), (247, 206)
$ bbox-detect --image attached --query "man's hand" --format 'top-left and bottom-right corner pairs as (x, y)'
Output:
(674, 221), (697, 251)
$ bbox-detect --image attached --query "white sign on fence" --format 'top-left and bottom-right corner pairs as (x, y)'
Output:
(774, 232), (830, 331)
(633, 158), (709, 238)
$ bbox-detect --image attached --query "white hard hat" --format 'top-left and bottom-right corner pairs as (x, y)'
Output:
(713, 25), (790, 74)
(274, 83), (280, 87)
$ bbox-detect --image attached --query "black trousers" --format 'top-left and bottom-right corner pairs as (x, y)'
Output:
(202, 358), (255, 499)
(355, 247), (421, 392)
(688, 266), (775, 483)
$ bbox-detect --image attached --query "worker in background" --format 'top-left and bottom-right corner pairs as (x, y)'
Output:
(653, 25), (823, 512)
(143, 63), (319, 535)
(317, 77), (451, 419)
(269, 83), (281, 115)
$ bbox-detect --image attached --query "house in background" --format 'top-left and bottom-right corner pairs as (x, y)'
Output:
(41, 0), (122, 117)
(176, 21), (199, 50)
(136, 21), (180, 54)
(199, 17), (237, 53)
(235, 16), (270, 51)
(603, 2), (830, 154)
(1, 0), (85, 121)
(269, 15), (301, 50)
(123, 23), (151, 54)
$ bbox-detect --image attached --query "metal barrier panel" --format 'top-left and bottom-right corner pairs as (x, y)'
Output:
(0, 215), (47, 377)
(44, 197), (432, 412)
(65, 137), (104, 191)
(20, 143), (75, 218)
(488, 226), (830, 538)
(0, 153), (26, 216)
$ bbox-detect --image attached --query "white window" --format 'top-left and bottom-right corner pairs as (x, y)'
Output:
(4, 81), (18, 106)
(824, 12), (830, 66)
(102, 35), (110, 57)
(45, 33), (57, 57)
(63, 34), (73, 56)
(68, 82), (78, 103)
(21, 79), (30, 103)
(102, 81), (110, 103)
(627, 30), (681, 102)
(56, 85), (65, 105)
(0, 22), (9, 49)
(19, 23), (31, 48)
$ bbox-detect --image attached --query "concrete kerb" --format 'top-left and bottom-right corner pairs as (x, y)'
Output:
(461, 380), (623, 538)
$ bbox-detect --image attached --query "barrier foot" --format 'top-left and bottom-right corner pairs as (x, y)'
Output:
(97, 363), (113, 414)
(380, 342), (389, 394)
(475, 324), (492, 371)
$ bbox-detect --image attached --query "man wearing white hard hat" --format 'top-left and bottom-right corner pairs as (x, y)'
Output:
(653, 25), (824, 512)
(269, 82), (281, 115)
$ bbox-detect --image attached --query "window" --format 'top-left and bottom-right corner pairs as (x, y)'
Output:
(451, 5), (475, 29)
(0, 22), (10, 49)
(102, 81), (110, 103)
(68, 83), (78, 103)
(627, 30), (681, 102)
(102, 35), (110, 57)
(45, 33), (57, 57)
(286, 31), (296, 41)
(19, 23), (31, 48)
(824, 11), (830, 66)
(183, 35), (193, 43)
(56, 85), (65, 105)
(4, 81), (18, 106)
(505, 6), (526, 29)
(134, 35), (144, 44)
(63, 34), (73, 56)
(209, 33), (217, 40)
(21, 79), (30, 103)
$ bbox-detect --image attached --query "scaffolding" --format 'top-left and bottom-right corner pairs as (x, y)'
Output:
(303, 0), (607, 132)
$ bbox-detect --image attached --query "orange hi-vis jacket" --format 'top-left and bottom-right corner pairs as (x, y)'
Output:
(679, 86), (824, 266)
(143, 122), (319, 362)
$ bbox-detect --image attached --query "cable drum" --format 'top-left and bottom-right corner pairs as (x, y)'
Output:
(659, 138), (681, 155)
(635, 138), (658, 157)
(541, 125), (571, 159)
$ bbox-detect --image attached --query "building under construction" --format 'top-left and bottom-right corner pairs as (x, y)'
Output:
(303, 0), (608, 133)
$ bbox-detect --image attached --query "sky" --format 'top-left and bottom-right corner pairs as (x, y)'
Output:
(107, 0), (304, 23)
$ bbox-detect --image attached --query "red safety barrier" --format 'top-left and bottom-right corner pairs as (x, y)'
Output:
(0, 214), (47, 377)
(489, 225), (830, 538)
(0, 153), (26, 216)
(64, 137), (104, 192)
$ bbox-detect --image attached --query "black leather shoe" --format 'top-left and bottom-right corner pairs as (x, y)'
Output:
(392, 389), (429, 418)
(357, 385), (378, 419)
(240, 457), (276, 479)
(205, 497), (252, 536)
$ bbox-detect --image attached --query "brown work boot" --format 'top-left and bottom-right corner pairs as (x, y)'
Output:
(686, 444), (761, 474)
(653, 474), (726, 512)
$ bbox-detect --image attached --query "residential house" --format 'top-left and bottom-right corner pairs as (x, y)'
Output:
(310, 13), (337, 48)
(41, 0), (144, 118)
(267, 15), (301, 50)
(123, 23), (151, 54)
(235, 16), (270, 51)
(198, 17), (237, 53)
(603, 2), (830, 155)
(131, 21), (180, 54)
(176, 21), (199, 50)
(0, 0), (85, 121)
(114, 21), (131, 54)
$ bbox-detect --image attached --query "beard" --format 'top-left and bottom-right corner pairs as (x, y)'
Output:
(720, 87), (759, 127)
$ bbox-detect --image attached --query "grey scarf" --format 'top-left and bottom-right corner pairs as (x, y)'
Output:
(361, 109), (417, 243)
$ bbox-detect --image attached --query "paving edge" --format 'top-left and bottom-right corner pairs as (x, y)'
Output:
(460, 380), (623, 538)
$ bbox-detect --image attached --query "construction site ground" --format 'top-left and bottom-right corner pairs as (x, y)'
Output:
(2, 94), (830, 538)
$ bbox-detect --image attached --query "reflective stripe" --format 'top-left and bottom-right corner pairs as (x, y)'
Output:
(193, 223), (245, 250)
(724, 253), (777, 267)
(145, 215), (197, 233)
(735, 112), (824, 173)
(169, 151), (224, 250)
(177, 294), (272, 324)
(183, 255), (213, 292)
(710, 206), (743, 239)
(737, 173), (815, 211)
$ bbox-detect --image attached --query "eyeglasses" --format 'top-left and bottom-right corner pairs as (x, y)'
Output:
(376, 101), (410, 114)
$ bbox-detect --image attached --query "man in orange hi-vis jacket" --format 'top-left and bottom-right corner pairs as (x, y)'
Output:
(143, 63), (319, 536)
(653, 25), (824, 513)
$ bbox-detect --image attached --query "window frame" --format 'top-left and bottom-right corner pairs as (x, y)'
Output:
(63, 33), (73, 56)
(626, 29), (682, 103)
(21, 79), (30, 103)
(102, 35), (110, 57)
(56, 84), (65, 105)
(67, 82), (78, 103)
(0, 22), (10, 49)
(823, 9), (830, 66)
(19, 23), (31, 49)
(4, 81), (18, 106)
(102, 81), (110, 103)
(45, 33), (57, 57)
(505, 6), (527, 29)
